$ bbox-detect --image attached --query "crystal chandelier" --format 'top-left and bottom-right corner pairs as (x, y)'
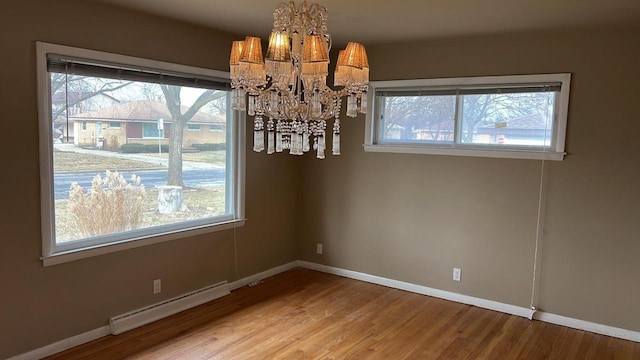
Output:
(229, 1), (369, 159)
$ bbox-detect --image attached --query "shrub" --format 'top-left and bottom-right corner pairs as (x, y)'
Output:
(68, 170), (146, 238)
(106, 135), (120, 152)
(192, 143), (226, 151)
(121, 143), (169, 153)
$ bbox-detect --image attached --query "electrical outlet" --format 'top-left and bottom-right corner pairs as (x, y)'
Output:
(316, 243), (323, 254)
(153, 279), (162, 294)
(453, 268), (461, 282)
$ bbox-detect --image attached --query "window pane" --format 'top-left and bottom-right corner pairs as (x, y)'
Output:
(379, 95), (456, 144)
(459, 92), (556, 147)
(50, 72), (231, 245)
(143, 123), (161, 138)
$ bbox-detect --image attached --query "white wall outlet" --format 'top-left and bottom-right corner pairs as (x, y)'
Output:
(453, 268), (462, 282)
(316, 243), (323, 255)
(153, 279), (162, 294)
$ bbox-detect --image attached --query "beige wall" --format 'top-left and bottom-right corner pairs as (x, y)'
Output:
(2, 0), (639, 358)
(300, 27), (640, 332)
(0, 1), (299, 358)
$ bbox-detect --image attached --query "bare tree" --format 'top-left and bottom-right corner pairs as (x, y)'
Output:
(160, 85), (226, 186)
(382, 92), (552, 143)
(382, 95), (455, 141)
(50, 73), (132, 120)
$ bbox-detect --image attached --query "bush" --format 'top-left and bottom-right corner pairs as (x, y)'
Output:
(105, 135), (120, 152)
(121, 143), (169, 153)
(192, 143), (226, 151)
(68, 170), (146, 238)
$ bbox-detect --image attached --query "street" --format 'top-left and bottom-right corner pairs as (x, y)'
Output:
(54, 168), (226, 200)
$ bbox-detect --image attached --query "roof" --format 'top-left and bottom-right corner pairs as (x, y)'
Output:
(69, 100), (225, 125)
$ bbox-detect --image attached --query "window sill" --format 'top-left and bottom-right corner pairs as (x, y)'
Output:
(363, 144), (565, 161)
(41, 218), (246, 267)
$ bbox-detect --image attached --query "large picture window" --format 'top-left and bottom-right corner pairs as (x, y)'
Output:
(37, 42), (245, 265)
(365, 74), (571, 160)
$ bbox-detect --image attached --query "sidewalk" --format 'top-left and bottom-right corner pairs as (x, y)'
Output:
(54, 143), (220, 170)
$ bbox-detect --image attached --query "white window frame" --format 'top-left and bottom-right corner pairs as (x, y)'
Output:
(36, 42), (246, 266)
(364, 74), (571, 161)
(187, 123), (202, 131)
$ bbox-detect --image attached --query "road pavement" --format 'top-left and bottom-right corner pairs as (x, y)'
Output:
(53, 144), (226, 200)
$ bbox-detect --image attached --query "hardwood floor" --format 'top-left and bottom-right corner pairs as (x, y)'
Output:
(45, 268), (640, 359)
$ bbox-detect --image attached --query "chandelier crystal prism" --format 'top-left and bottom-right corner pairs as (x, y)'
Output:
(229, 1), (369, 159)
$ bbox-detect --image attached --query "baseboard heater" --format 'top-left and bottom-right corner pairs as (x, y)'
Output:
(109, 281), (230, 335)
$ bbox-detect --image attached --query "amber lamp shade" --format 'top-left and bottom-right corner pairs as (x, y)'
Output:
(239, 36), (264, 64)
(230, 40), (245, 65)
(266, 32), (291, 62)
(338, 42), (368, 69)
(302, 35), (329, 63)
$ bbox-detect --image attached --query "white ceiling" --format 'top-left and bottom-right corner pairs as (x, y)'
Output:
(95, 0), (640, 45)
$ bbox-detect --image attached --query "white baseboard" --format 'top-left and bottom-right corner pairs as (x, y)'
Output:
(296, 261), (532, 318)
(534, 312), (640, 343)
(297, 260), (640, 343)
(6, 326), (110, 360)
(109, 281), (230, 335)
(228, 261), (299, 291)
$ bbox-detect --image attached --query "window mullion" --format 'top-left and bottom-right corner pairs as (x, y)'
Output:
(453, 92), (462, 146)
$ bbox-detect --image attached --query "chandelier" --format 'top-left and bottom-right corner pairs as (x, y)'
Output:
(229, 1), (369, 159)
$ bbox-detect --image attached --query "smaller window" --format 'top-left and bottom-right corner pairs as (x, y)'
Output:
(81, 120), (87, 131)
(187, 124), (201, 131)
(365, 74), (571, 161)
(109, 121), (121, 129)
(210, 124), (225, 132)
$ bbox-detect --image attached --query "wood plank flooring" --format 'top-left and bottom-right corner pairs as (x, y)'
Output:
(45, 268), (640, 359)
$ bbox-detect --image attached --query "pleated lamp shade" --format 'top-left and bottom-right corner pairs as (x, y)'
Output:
(339, 42), (368, 68)
(334, 42), (369, 86)
(301, 35), (329, 79)
(229, 40), (245, 65)
(239, 36), (266, 85)
(302, 35), (329, 63)
(265, 32), (291, 62)
(239, 36), (264, 64)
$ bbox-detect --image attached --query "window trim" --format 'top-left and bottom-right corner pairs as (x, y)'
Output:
(36, 42), (246, 266)
(364, 73), (571, 161)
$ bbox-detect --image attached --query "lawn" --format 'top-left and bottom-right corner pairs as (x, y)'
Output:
(53, 149), (226, 172)
(144, 150), (226, 166)
(54, 151), (160, 172)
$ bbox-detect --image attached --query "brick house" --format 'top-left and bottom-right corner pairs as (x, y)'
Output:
(69, 100), (226, 150)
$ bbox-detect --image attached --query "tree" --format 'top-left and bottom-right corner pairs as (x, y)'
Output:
(160, 85), (227, 186)
(50, 73), (132, 119)
(381, 92), (553, 143)
(459, 93), (551, 143)
(382, 95), (455, 141)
